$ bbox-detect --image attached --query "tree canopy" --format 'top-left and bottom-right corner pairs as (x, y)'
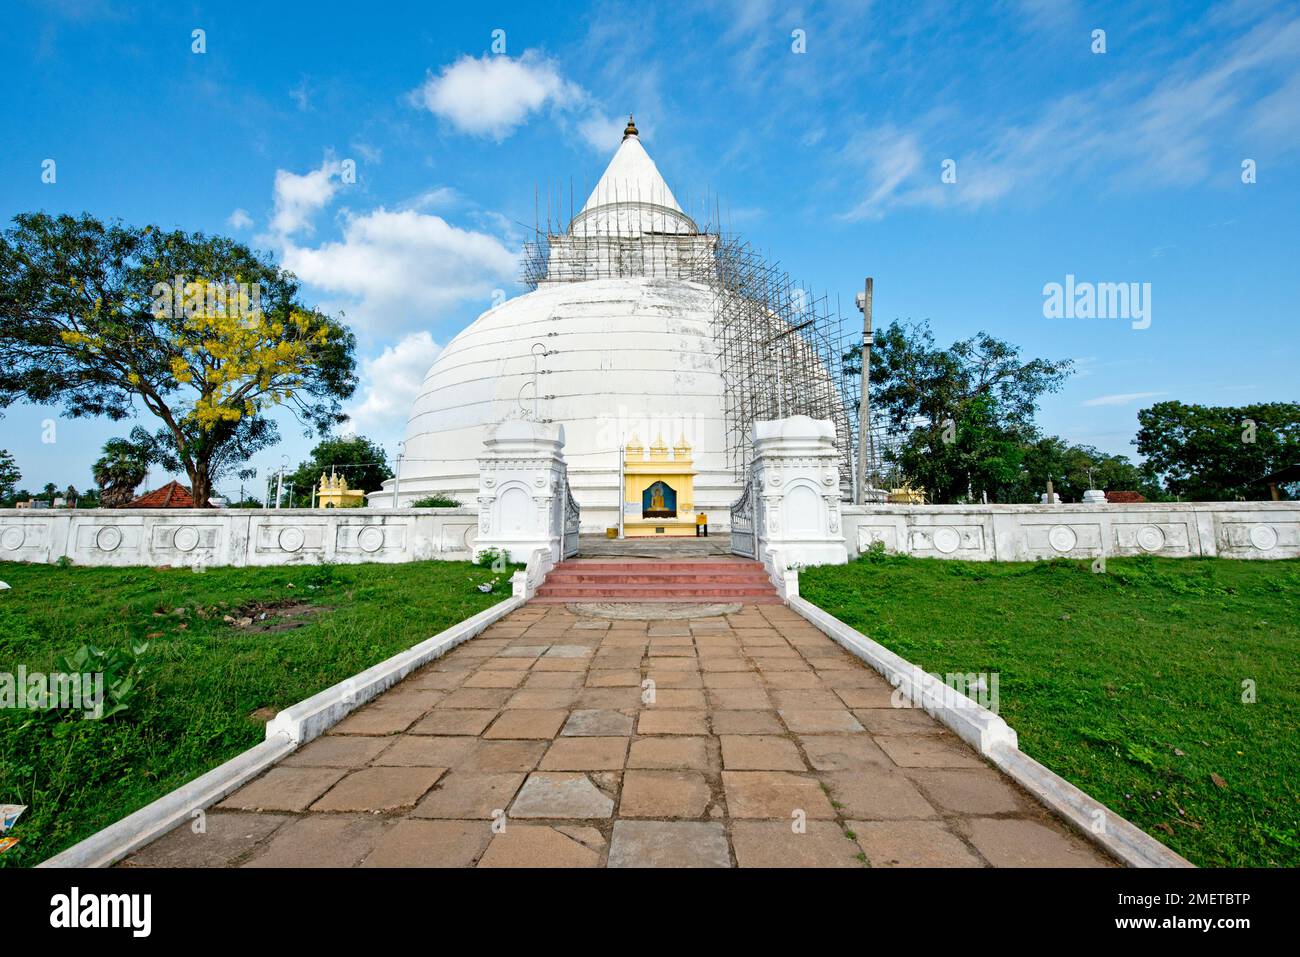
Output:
(0, 449), (20, 502)
(1135, 401), (1300, 500)
(286, 434), (394, 506)
(92, 428), (156, 508)
(849, 320), (1074, 502)
(0, 212), (358, 505)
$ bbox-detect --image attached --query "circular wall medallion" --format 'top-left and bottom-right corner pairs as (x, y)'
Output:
(358, 525), (385, 553)
(1136, 525), (1165, 552)
(932, 526), (961, 554)
(95, 526), (123, 552)
(278, 526), (306, 552)
(1249, 524), (1278, 551)
(1048, 525), (1078, 553)
(172, 525), (200, 552)
(0, 526), (24, 551)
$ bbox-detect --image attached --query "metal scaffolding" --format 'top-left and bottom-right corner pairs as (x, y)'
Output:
(521, 191), (900, 498)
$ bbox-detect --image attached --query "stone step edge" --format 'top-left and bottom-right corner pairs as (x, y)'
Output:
(787, 594), (1194, 870)
(558, 562), (765, 571)
(537, 586), (778, 596)
(547, 575), (772, 583)
(540, 579), (777, 588)
(530, 595), (786, 604)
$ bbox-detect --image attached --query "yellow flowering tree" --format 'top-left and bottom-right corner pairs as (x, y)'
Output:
(0, 213), (357, 506)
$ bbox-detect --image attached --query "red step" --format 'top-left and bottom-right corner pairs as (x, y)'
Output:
(550, 572), (770, 585)
(533, 558), (781, 604)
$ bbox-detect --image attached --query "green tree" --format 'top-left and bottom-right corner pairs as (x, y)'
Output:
(0, 212), (358, 506)
(849, 321), (1073, 502)
(92, 429), (155, 508)
(287, 434), (394, 506)
(892, 393), (1027, 502)
(1135, 401), (1300, 500)
(0, 449), (19, 502)
(1007, 436), (1162, 503)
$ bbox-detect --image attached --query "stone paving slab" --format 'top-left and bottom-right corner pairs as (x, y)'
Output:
(122, 603), (1116, 868)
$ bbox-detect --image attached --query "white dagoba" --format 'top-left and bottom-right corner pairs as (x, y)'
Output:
(377, 117), (740, 531)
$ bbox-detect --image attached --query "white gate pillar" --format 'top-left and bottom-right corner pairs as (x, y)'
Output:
(475, 420), (567, 567)
(752, 416), (848, 580)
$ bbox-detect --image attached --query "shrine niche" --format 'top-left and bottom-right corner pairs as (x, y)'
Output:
(622, 434), (700, 537)
(643, 481), (677, 518)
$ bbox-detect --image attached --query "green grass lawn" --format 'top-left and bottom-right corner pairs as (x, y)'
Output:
(0, 559), (511, 867)
(800, 553), (1300, 868)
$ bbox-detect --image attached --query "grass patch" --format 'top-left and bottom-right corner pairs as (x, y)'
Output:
(0, 559), (513, 866)
(800, 553), (1300, 867)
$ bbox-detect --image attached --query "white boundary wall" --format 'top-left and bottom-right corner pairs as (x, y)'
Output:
(4, 500), (1297, 570)
(0, 507), (479, 567)
(841, 502), (1300, 561)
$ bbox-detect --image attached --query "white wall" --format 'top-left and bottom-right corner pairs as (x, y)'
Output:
(841, 502), (1300, 561)
(6, 502), (1296, 569)
(0, 508), (479, 567)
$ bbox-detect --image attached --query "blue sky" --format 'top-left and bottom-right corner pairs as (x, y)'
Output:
(2, 0), (1297, 498)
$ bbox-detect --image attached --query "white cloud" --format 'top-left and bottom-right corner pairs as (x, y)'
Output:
(268, 158), (346, 238)
(1082, 391), (1166, 408)
(411, 51), (581, 140)
(351, 140), (383, 164)
(227, 208), (253, 230)
(343, 331), (441, 438)
(575, 111), (627, 153)
(402, 186), (459, 211)
(839, 126), (926, 220)
(281, 207), (518, 336)
(837, 7), (1300, 218)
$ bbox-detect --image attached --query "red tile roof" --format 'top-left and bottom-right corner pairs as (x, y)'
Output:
(127, 480), (197, 508)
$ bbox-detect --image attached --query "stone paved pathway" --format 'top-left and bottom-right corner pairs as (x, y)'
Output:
(122, 603), (1114, 868)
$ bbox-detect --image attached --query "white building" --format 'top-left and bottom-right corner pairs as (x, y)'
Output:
(377, 119), (735, 531)
(378, 117), (855, 532)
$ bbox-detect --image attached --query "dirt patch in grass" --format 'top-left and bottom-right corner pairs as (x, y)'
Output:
(225, 599), (330, 633)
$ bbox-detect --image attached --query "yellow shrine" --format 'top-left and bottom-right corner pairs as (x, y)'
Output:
(318, 473), (366, 508)
(622, 434), (701, 537)
(886, 484), (926, 504)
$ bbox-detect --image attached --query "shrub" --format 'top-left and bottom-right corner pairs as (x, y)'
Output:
(43, 642), (154, 720)
(475, 547), (511, 569)
(409, 495), (462, 508)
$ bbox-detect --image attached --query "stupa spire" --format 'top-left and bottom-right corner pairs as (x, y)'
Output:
(571, 115), (697, 237)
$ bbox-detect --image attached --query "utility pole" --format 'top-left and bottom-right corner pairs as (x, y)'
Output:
(274, 454), (288, 509)
(855, 278), (874, 505)
(392, 442), (404, 508)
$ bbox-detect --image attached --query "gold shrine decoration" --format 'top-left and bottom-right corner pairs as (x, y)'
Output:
(622, 434), (701, 537)
(886, 484), (926, 504)
(318, 473), (366, 508)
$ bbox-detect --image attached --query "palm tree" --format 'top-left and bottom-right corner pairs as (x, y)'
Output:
(93, 431), (154, 508)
